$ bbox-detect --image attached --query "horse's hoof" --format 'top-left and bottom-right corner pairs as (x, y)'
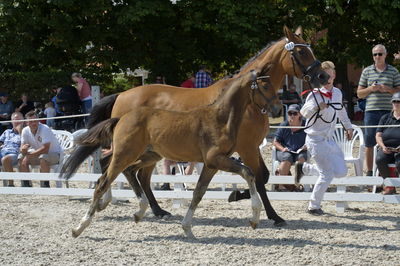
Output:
(154, 209), (172, 218)
(273, 219), (287, 227)
(249, 220), (258, 229)
(71, 229), (80, 238)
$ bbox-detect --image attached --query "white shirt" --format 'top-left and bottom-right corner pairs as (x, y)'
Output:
(21, 123), (62, 153)
(300, 87), (352, 139)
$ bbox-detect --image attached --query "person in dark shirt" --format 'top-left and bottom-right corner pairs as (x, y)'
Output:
(273, 104), (307, 191)
(375, 92), (400, 195)
(282, 84), (302, 105)
(0, 92), (14, 134)
(15, 93), (34, 116)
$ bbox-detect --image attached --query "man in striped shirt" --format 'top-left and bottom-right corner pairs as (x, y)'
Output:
(357, 44), (400, 176)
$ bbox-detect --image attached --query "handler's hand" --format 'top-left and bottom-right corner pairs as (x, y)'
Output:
(318, 102), (328, 110)
(346, 129), (354, 140)
(282, 147), (289, 152)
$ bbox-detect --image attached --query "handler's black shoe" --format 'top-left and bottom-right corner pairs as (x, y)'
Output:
(307, 208), (324, 216)
(294, 162), (304, 185)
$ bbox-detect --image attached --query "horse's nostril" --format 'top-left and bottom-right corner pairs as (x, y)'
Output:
(317, 73), (329, 81)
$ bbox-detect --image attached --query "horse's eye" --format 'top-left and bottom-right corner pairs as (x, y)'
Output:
(298, 49), (306, 56)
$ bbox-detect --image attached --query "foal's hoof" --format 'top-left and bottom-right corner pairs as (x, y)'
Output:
(133, 214), (142, 223)
(154, 209), (172, 218)
(71, 229), (80, 238)
(249, 220), (258, 229)
(182, 225), (195, 239)
(273, 219), (287, 227)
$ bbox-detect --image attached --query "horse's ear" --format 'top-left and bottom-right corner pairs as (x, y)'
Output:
(283, 25), (294, 40)
(295, 26), (303, 37)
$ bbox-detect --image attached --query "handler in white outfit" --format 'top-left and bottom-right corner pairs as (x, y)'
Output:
(297, 61), (354, 215)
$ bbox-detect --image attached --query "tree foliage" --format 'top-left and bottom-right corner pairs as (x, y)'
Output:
(0, 0), (399, 101)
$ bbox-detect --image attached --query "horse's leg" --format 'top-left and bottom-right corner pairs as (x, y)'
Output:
(136, 164), (172, 221)
(240, 150), (286, 226)
(182, 167), (217, 238)
(206, 155), (263, 229)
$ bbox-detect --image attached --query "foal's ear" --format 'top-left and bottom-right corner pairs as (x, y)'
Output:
(283, 25), (295, 40)
(294, 26), (303, 37)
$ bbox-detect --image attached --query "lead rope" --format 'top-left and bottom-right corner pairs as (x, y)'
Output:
(303, 81), (347, 131)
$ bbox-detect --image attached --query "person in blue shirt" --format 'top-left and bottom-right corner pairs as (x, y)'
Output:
(0, 112), (23, 187)
(273, 104), (307, 191)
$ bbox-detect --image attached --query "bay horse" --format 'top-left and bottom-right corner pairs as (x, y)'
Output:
(61, 26), (329, 227)
(70, 69), (279, 238)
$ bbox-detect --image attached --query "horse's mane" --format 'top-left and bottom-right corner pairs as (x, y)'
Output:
(239, 37), (284, 72)
(222, 37), (284, 79)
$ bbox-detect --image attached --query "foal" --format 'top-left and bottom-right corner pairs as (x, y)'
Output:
(71, 70), (272, 238)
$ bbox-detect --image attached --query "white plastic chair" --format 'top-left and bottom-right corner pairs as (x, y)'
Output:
(332, 124), (364, 176)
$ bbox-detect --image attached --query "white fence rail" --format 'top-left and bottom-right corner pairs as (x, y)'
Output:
(0, 172), (398, 213)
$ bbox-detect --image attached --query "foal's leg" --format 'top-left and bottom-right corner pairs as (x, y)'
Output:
(182, 167), (217, 238)
(96, 155), (113, 211)
(206, 155), (262, 229)
(72, 172), (113, 237)
(240, 150), (286, 226)
(72, 124), (147, 237)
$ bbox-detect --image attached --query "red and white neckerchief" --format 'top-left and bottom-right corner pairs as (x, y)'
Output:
(301, 87), (333, 99)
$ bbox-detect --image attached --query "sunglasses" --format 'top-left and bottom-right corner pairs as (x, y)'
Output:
(392, 100), (400, 104)
(288, 112), (299, 116)
(373, 53), (384, 57)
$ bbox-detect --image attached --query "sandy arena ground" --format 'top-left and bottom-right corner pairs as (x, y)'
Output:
(0, 194), (399, 265)
(1, 119), (399, 265)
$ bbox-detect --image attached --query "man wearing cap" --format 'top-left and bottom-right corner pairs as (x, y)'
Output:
(296, 61), (353, 215)
(357, 44), (400, 176)
(375, 92), (400, 195)
(273, 104), (307, 191)
(0, 92), (14, 134)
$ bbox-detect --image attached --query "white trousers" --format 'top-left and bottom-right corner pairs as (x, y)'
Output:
(302, 136), (347, 210)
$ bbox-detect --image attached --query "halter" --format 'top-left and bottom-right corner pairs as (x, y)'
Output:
(250, 73), (277, 114)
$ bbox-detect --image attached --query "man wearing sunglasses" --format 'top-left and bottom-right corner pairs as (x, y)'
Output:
(357, 44), (400, 177)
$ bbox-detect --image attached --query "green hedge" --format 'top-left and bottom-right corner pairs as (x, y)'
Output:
(0, 71), (71, 103)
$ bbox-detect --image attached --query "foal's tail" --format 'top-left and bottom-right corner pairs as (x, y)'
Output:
(59, 118), (120, 180)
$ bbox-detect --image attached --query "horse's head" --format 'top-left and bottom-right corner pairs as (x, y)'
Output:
(248, 70), (282, 117)
(280, 26), (329, 88)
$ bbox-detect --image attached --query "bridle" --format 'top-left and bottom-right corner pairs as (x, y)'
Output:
(250, 73), (278, 114)
(284, 39), (322, 83)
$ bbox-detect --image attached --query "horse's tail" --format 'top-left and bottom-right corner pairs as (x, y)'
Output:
(86, 93), (119, 129)
(60, 118), (120, 180)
